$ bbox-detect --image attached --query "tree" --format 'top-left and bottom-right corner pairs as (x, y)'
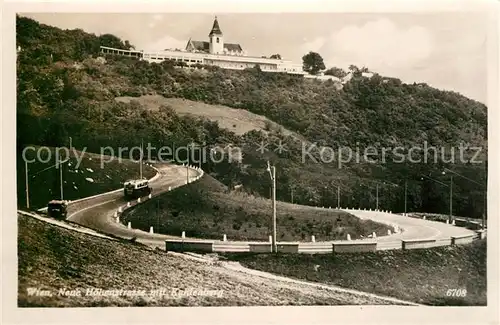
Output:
(348, 64), (362, 77)
(348, 64), (359, 72)
(270, 54), (282, 60)
(324, 67), (347, 78)
(98, 34), (132, 50)
(302, 51), (325, 75)
(124, 40), (135, 50)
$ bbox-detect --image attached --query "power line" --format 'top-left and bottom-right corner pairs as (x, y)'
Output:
(30, 158), (70, 177)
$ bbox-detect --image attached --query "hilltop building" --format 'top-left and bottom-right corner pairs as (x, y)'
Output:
(100, 16), (304, 74)
(185, 17), (245, 56)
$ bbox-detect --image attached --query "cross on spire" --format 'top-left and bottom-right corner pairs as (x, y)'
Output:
(209, 15), (223, 36)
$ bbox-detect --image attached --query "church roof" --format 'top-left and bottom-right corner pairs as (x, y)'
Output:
(191, 40), (210, 52)
(209, 16), (223, 36)
(188, 40), (243, 53)
(224, 43), (243, 52)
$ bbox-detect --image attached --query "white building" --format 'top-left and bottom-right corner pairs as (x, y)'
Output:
(185, 16), (246, 56)
(100, 16), (305, 75)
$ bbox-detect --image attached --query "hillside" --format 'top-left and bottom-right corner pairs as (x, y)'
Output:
(121, 175), (392, 241)
(227, 239), (487, 306)
(18, 214), (399, 306)
(16, 15), (487, 219)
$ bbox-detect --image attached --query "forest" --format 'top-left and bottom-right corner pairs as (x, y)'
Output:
(16, 15), (487, 218)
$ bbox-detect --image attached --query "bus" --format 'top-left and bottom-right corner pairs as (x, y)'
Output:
(123, 179), (152, 199)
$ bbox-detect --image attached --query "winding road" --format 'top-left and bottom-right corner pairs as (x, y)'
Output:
(19, 162), (482, 306)
(64, 162), (477, 252)
(340, 209), (477, 250)
(67, 163), (199, 248)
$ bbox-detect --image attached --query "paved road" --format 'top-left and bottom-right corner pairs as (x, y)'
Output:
(67, 163), (477, 251)
(339, 209), (476, 250)
(68, 163), (200, 249)
(345, 209), (475, 241)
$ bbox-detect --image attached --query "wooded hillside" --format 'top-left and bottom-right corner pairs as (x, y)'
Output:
(16, 15), (487, 218)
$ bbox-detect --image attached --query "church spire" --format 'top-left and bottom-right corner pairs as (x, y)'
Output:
(209, 16), (223, 36)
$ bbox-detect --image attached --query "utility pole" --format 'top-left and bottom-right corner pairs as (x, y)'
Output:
(421, 173), (450, 218)
(267, 161), (277, 253)
(443, 167), (485, 229)
(157, 200), (160, 232)
(272, 165), (276, 253)
(198, 143), (202, 169)
(291, 187), (294, 204)
(337, 185), (340, 208)
(60, 160), (64, 200)
(189, 142), (201, 169)
(25, 160), (29, 209)
(483, 190), (487, 229)
(186, 165), (189, 184)
(376, 183), (379, 210)
(449, 175), (453, 223)
(140, 140), (143, 179)
(69, 136), (72, 150)
(404, 180), (407, 216)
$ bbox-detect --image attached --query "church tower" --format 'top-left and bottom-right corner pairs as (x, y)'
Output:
(208, 16), (224, 54)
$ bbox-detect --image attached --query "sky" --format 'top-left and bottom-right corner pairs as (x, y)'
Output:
(23, 12), (491, 103)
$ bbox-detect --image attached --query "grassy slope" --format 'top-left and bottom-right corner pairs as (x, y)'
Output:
(17, 147), (155, 210)
(115, 95), (303, 139)
(121, 175), (392, 241)
(226, 241), (487, 306)
(18, 214), (397, 306)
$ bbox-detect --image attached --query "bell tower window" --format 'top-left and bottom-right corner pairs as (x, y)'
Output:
(216, 37), (219, 43)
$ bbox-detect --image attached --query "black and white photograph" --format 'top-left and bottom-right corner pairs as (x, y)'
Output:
(3, 0), (499, 323)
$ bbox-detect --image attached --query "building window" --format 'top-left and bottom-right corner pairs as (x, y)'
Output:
(216, 37), (219, 43)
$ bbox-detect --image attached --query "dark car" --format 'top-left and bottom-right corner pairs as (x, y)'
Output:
(47, 200), (68, 220)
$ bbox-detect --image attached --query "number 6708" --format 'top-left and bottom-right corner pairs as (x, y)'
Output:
(446, 289), (467, 297)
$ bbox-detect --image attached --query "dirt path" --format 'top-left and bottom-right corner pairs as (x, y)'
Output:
(172, 252), (421, 306)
